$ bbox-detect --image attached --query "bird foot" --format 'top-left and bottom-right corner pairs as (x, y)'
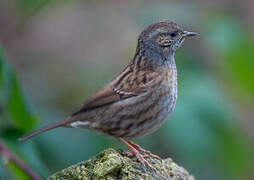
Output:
(118, 137), (158, 170)
(133, 149), (155, 170)
(128, 141), (160, 159)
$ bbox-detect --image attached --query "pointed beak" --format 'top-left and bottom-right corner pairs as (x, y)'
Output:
(182, 31), (198, 38)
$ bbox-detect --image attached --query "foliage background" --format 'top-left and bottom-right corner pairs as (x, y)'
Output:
(0, 0), (254, 179)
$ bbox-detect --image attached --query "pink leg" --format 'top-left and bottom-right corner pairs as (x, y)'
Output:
(128, 140), (160, 159)
(118, 137), (155, 170)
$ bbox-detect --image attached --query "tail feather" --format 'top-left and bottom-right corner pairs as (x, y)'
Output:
(19, 117), (73, 142)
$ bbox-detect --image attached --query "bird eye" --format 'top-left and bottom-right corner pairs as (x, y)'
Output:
(170, 32), (177, 37)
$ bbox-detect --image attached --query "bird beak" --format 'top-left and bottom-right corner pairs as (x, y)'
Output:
(182, 31), (198, 38)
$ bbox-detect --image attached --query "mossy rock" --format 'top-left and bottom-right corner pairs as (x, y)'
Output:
(48, 148), (194, 180)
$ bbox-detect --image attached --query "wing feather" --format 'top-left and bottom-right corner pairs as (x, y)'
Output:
(72, 64), (160, 115)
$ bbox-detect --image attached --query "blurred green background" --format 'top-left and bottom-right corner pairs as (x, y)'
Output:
(0, 0), (254, 179)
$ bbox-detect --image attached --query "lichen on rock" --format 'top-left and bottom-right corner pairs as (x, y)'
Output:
(48, 148), (194, 180)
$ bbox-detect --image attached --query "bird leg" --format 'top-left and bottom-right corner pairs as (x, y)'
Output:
(118, 137), (155, 170)
(127, 140), (160, 159)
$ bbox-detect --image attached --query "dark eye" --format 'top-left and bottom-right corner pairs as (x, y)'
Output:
(170, 32), (177, 37)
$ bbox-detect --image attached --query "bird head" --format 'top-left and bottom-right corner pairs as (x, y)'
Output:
(137, 20), (197, 65)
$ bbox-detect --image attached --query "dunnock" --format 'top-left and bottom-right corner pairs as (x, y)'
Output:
(19, 20), (197, 169)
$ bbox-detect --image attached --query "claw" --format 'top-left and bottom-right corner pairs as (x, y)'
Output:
(134, 150), (156, 171)
(128, 140), (160, 159)
(118, 137), (158, 170)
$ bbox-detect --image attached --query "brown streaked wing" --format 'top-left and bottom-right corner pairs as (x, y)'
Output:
(72, 64), (160, 116)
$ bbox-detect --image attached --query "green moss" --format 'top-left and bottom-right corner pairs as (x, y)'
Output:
(48, 148), (194, 180)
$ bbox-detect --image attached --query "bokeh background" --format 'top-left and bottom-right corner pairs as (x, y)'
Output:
(0, 0), (254, 179)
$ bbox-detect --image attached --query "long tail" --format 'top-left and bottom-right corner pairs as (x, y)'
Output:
(19, 117), (74, 142)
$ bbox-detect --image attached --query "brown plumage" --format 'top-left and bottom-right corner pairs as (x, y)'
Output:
(19, 20), (197, 169)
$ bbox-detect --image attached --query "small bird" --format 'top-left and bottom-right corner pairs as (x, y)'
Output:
(19, 20), (197, 169)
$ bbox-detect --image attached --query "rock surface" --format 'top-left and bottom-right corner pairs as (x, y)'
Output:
(48, 148), (194, 180)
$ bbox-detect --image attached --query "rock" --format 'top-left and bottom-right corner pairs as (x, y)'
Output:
(48, 148), (194, 180)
